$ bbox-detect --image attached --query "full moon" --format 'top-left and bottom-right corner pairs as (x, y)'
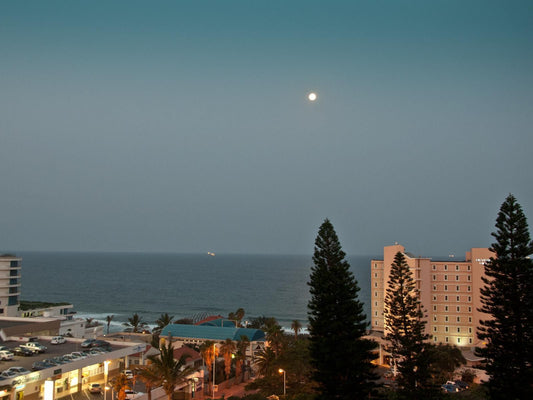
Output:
(308, 92), (317, 101)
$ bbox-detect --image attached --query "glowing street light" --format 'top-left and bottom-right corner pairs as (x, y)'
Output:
(278, 368), (286, 397)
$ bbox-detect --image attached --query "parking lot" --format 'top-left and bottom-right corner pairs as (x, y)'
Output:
(0, 339), (114, 374)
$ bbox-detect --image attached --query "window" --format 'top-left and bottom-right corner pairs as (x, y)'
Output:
(457, 327), (460, 332)
(457, 338), (461, 344)
(468, 265), (471, 271)
(456, 286), (460, 291)
(456, 265), (460, 271)
(433, 275), (436, 281)
(445, 306), (449, 312)
(468, 317), (472, 323)
(374, 273), (378, 278)
(444, 265), (448, 270)
(445, 316), (449, 322)
(468, 296), (472, 302)
(375, 301), (378, 307)
(433, 295), (437, 301)
(374, 264), (378, 268)
(444, 295), (448, 301)
(433, 285), (437, 291)
(375, 292), (378, 297)
(469, 327), (472, 333)
(434, 336), (438, 342)
(457, 296), (460, 302)
(433, 305), (437, 311)
(468, 286), (471, 291)
(375, 311), (378, 316)
(457, 317), (460, 322)
(432, 265), (436, 270)
(469, 338), (472, 344)
(445, 337), (449, 343)
(433, 315), (437, 322)
(445, 275), (448, 280)
(468, 275), (471, 281)
(457, 306), (460, 312)
(444, 285), (448, 291)
(456, 275), (460, 281)
(374, 282), (378, 287)
(433, 326), (437, 332)
(468, 307), (472, 312)
(445, 326), (449, 332)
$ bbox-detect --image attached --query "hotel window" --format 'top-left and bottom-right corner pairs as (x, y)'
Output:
(433, 315), (437, 322)
(444, 275), (448, 280)
(445, 326), (449, 332)
(469, 338), (473, 344)
(456, 275), (459, 281)
(457, 317), (460, 322)
(374, 273), (378, 278)
(468, 286), (471, 291)
(445, 337), (449, 343)
(375, 291), (378, 297)
(374, 264), (378, 268)
(445, 316), (449, 322)
(468, 307), (472, 312)
(432, 265), (436, 270)
(433, 275), (436, 281)
(457, 338), (461, 344)
(469, 327), (472, 333)
(457, 327), (461, 332)
(374, 282), (378, 287)
(444, 285), (448, 291)
(433, 295), (437, 301)
(456, 265), (460, 271)
(433, 285), (437, 291)
(445, 306), (448, 312)
(444, 295), (448, 301)
(433, 326), (437, 332)
(468, 265), (471, 271)
(444, 265), (448, 270)
(456, 286), (460, 291)
(375, 311), (378, 316)
(434, 337), (438, 342)
(457, 296), (460, 301)
(433, 305), (437, 311)
(457, 306), (460, 312)
(468, 296), (472, 302)
(468, 275), (471, 281)
(468, 317), (472, 323)
(375, 301), (378, 307)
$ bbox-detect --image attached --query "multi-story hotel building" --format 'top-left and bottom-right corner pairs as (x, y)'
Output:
(0, 253), (22, 317)
(371, 244), (492, 347)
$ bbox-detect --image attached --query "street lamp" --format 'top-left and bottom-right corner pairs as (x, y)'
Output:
(278, 368), (286, 397)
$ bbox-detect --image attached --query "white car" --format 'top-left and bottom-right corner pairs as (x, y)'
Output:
(0, 350), (13, 361)
(124, 390), (144, 400)
(51, 336), (66, 345)
(124, 369), (134, 379)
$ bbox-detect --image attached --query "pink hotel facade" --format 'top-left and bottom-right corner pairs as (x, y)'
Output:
(371, 244), (493, 347)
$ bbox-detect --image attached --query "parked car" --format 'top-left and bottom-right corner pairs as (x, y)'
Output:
(5, 366), (30, 376)
(89, 340), (111, 349)
(0, 351), (14, 361)
(20, 342), (47, 353)
(0, 370), (17, 378)
(441, 383), (460, 393)
(12, 347), (34, 357)
(0, 346), (9, 352)
(51, 336), (66, 345)
(70, 352), (87, 360)
(81, 339), (97, 348)
(32, 361), (54, 371)
(454, 380), (470, 391)
(88, 383), (102, 393)
(124, 390), (144, 400)
(124, 369), (134, 379)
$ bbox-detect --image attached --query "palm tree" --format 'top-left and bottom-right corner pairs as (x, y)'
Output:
(228, 308), (246, 327)
(147, 342), (195, 400)
(235, 335), (250, 383)
(153, 313), (174, 335)
(111, 373), (131, 400)
(220, 338), (236, 382)
(123, 313), (147, 333)
(134, 364), (159, 400)
(200, 340), (218, 392)
(291, 319), (302, 339)
(106, 315), (114, 335)
(254, 347), (277, 377)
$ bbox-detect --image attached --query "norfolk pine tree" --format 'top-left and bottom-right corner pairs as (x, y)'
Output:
(384, 251), (431, 398)
(308, 219), (378, 400)
(477, 194), (533, 400)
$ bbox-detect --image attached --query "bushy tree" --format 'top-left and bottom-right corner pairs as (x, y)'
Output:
(308, 219), (378, 399)
(477, 194), (533, 400)
(384, 251), (430, 396)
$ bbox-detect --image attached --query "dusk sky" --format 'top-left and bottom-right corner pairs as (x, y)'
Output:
(1, 1), (532, 256)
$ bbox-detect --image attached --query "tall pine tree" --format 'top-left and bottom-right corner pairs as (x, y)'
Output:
(477, 194), (533, 400)
(384, 251), (431, 397)
(308, 219), (377, 399)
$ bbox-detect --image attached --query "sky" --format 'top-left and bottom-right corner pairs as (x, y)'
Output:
(1, 0), (532, 256)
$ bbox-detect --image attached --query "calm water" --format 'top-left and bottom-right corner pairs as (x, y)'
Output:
(18, 252), (375, 331)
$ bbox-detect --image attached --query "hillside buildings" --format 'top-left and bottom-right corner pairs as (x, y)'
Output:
(371, 244), (492, 347)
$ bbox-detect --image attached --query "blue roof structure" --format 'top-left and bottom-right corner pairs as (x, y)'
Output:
(161, 324), (265, 342)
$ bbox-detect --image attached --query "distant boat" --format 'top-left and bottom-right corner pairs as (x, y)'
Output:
(207, 252), (215, 256)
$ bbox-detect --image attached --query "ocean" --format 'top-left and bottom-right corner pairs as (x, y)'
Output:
(18, 252), (376, 332)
